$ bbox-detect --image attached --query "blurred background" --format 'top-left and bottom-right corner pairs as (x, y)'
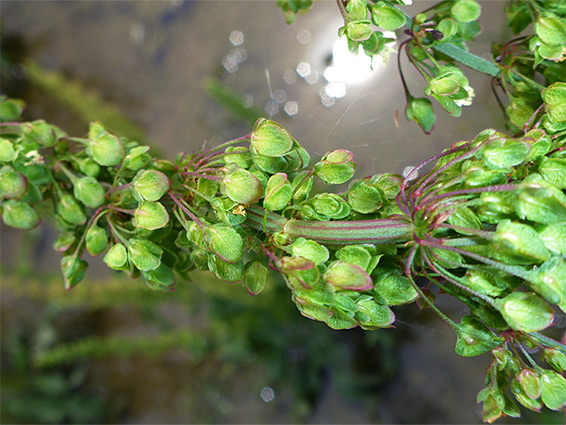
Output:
(0, 1), (563, 423)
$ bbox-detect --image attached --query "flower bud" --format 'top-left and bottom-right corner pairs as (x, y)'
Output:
(2, 200), (40, 229)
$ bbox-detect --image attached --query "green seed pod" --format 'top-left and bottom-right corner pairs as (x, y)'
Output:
(323, 260), (373, 291)
(251, 152), (289, 174)
(23, 120), (58, 147)
(463, 270), (509, 297)
(124, 146), (151, 170)
(371, 3), (405, 30)
(516, 174), (566, 224)
(495, 292), (554, 333)
(87, 122), (125, 166)
(369, 173), (402, 199)
(480, 138), (531, 169)
(535, 16), (566, 46)
(127, 238), (162, 271)
(491, 219), (550, 265)
(346, 0), (367, 21)
(134, 201), (169, 230)
(312, 193), (345, 218)
(208, 223), (243, 264)
(57, 194), (87, 225)
(348, 181), (384, 213)
(76, 157), (101, 177)
(355, 298), (395, 329)
(510, 380), (544, 412)
(542, 348), (566, 373)
(61, 255), (88, 289)
(86, 225), (108, 256)
(53, 231), (76, 252)
(522, 129), (551, 160)
(314, 150), (356, 185)
(0, 97), (25, 122)
(285, 145), (310, 171)
(209, 255), (245, 283)
(74, 176), (106, 208)
(224, 146), (252, 169)
(539, 157), (566, 189)
(540, 369), (566, 411)
(542, 82), (566, 123)
(2, 200), (40, 229)
(244, 260), (269, 295)
(478, 191), (515, 223)
(223, 167), (263, 205)
(132, 169), (170, 201)
(451, 0), (481, 23)
(344, 20), (373, 41)
(525, 256), (566, 311)
(538, 222), (566, 256)
(250, 118), (294, 157)
(373, 271), (419, 305)
(325, 309), (358, 330)
(437, 18), (457, 38)
(264, 172), (293, 211)
(143, 263), (176, 291)
(291, 171), (313, 202)
(0, 166), (28, 200)
(104, 243), (128, 270)
(516, 368), (541, 399)
(0, 138), (17, 162)
(455, 316), (503, 357)
(289, 237), (329, 266)
(336, 245), (374, 273)
(293, 299), (333, 322)
(279, 256), (320, 289)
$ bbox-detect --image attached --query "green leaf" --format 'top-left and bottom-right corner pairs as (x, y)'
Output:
(251, 118), (294, 157)
(74, 176), (106, 208)
(132, 170), (170, 201)
(223, 167), (264, 205)
(134, 201), (169, 230)
(86, 225), (108, 256)
(495, 292), (554, 333)
(61, 255), (87, 290)
(290, 238), (329, 266)
(374, 272), (418, 305)
(323, 261), (373, 291)
(405, 97), (436, 134)
(455, 316), (503, 357)
(244, 260), (269, 295)
(542, 82), (566, 123)
(540, 369), (566, 410)
(345, 20), (373, 41)
(371, 4), (406, 31)
(2, 200), (40, 229)
(57, 194), (87, 225)
(0, 138), (17, 162)
(208, 223), (243, 263)
(505, 1), (533, 35)
(264, 172), (293, 211)
(128, 239), (162, 271)
(451, 0), (481, 23)
(535, 16), (566, 46)
(0, 166), (28, 200)
(103, 243), (128, 270)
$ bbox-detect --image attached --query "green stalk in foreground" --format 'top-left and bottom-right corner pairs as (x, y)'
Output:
(1, 89), (566, 421)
